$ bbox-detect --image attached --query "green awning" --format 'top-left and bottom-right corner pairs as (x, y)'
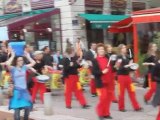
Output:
(0, 8), (55, 20)
(79, 14), (129, 29)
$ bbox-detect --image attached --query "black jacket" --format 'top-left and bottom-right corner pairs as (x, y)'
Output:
(92, 59), (103, 88)
(84, 50), (94, 61)
(152, 63), (160, 83)
(62, 56), (80, 79)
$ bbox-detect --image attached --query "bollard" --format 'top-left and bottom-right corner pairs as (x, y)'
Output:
(44, 92), (53, 115)
(0, 88), (4, 105)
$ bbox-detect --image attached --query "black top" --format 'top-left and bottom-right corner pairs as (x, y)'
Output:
(84, 50), (95, 61)
(92, 59), (103, 88)
(0, 52), (8, 62)
(33, 60), (45, 74)
(116, 55), (131, 75)
(43, 53), (54, 67)
(62, 56), (80, 78)
(152, 62), (160, 83)
(144, 55), (157, 73)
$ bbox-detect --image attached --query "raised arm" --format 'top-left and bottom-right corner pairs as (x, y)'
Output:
(24, 52), (36, 68)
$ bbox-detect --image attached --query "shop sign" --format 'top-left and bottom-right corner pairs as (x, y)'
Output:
(91, 23), (109, 29)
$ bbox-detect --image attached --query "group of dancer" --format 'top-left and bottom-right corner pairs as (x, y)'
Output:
(0, 41), (160, 120)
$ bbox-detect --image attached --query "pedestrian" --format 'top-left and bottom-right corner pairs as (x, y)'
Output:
(62, 47), (90, 109)
(1, 48), (36, 120)
(151, 57), (160, 120)
(42, 46), (54, 67)
(84, 42), (97, 97)
(115, 44), (142, 112)
(31, 51), (47, 103)
(92, 43), (113, 120)
(106, 44), (118, 103)
(143, 43), (158, 104)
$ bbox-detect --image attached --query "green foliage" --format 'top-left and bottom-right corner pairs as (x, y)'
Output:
(138, 52), (148, 76)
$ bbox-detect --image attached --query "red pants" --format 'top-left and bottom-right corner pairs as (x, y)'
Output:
(65, 75), (87, 107)
(118, 75), (140, 110)
(96, 85), (113, 117)
(31, 77), (46, 103)
(157, 107), (160, 120)
(111, 72), (117, 101)
(90, 79), (96, 94)
(144, 74), (157, 101)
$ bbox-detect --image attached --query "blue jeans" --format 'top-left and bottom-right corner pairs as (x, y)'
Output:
(14, 108), (30, 120)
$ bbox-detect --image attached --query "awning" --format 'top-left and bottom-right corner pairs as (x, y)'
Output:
(79, 14), (129, 29)
(109, 7), (160, 32)
(0, 8), (60, 30)
(108, 7), (160, 63)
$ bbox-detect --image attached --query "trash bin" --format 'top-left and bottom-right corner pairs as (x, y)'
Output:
(44, 92), (53, 115)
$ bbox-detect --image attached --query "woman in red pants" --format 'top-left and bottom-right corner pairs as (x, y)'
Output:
(31, 51), (47, 103)
(62, 48), (89, 109)
(143, 43), (158, 104)
(92, 43), (113, 120)
(151, 59), (160, 120)
(115, 44), (142, 112)
(106, 44), (118, 103)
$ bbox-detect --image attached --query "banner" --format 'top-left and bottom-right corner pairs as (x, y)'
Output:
(4, 0), (22, 13)
(22, 0), (32, 12)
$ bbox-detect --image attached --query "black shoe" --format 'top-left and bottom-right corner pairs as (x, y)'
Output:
(103, 116), (113, 119)
(135, 107), (143, 112)
(119, 109), (127, 112)
(91, 93), (97, 97)
(82, 105), (90, 109)
(66, 106), (72, 109)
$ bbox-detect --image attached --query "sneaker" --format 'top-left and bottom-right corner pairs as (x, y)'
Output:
(103, 115), (113, 119)
(82, 105), (91, 109)
(119, 109), (127, 112)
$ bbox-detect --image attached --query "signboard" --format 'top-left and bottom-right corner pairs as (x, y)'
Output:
(91, 23), (109, 29)
(2, 0), (54, 14)
(31, 0), (54, 10)
(22, 0), (32, 12)
(0, 27), (9, 41)
(4, 0), (22, 13)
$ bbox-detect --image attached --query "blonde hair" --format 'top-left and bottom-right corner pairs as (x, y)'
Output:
(147, 43), (157, 56)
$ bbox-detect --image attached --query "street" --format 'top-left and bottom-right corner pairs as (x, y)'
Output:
(0, 86), (158, 120)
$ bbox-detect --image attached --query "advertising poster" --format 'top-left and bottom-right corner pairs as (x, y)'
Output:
(4, 0), (22, 13)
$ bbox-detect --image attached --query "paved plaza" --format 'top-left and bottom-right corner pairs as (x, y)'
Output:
(0, 86), (158, 120)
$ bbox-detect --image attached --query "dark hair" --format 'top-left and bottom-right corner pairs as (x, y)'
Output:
(90, 42), (96, 47)
(95, 43), (106, 53)
(23, 44), (30, 50)
(12, 56), (24, 66)
(42, 46), (49, 51)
